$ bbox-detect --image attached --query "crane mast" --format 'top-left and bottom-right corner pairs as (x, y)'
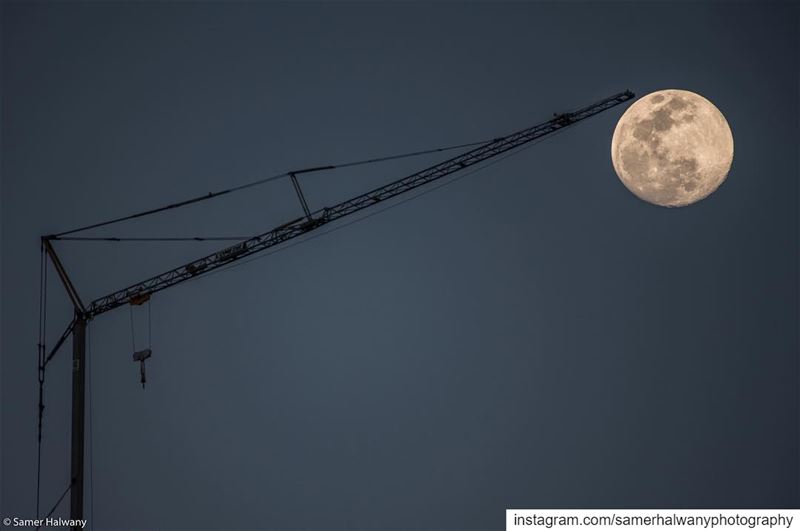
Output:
(84, 90), (634, 319)
(37, 90), (634, 530)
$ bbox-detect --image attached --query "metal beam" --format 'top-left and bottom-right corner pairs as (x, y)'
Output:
(43, 317), (77, 368)
(69, 316), (86, 530)
(289, 172), (313, 221)
(43, 239), (86, 314)
(87, 90), (634, 318)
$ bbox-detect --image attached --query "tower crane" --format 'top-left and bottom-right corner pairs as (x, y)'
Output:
(35, 90), (634, 529)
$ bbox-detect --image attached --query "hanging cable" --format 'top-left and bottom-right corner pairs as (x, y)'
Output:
(129, 305), (136, 353)
(307, 139), (492, 172)
(35, 479), (73, 531)
(50, 137), (494, 238)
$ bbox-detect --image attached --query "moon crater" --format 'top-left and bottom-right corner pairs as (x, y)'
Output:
(611, 89), (734, 207)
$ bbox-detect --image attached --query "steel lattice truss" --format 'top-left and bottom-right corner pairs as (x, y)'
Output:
(87, 90), (634, 318)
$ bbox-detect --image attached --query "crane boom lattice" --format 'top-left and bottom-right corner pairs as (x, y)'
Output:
(87, 90), (634, 318)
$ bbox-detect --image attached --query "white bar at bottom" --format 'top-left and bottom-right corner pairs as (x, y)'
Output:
(506, 510), (800, 531)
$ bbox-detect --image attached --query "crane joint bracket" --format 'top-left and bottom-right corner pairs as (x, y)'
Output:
(129, 292), (151, 306)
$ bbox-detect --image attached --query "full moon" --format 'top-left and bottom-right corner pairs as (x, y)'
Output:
(611, 89), (733, 207)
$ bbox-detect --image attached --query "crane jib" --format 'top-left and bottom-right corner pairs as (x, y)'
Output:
(87, 90), (635, 318)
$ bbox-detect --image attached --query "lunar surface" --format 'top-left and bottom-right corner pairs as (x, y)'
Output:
(611, 89), (733, 207)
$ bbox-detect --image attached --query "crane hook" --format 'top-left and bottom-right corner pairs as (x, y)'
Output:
(129, 294), (153, 389)
(133, 348), (152, 389)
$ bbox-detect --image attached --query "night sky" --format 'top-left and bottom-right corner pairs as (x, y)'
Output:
(2, 2), (798, 529)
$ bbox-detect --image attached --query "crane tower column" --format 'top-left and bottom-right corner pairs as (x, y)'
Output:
(69, 315), (86, 530)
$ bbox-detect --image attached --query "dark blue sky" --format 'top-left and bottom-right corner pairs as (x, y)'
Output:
(2, 2), (798, 529)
